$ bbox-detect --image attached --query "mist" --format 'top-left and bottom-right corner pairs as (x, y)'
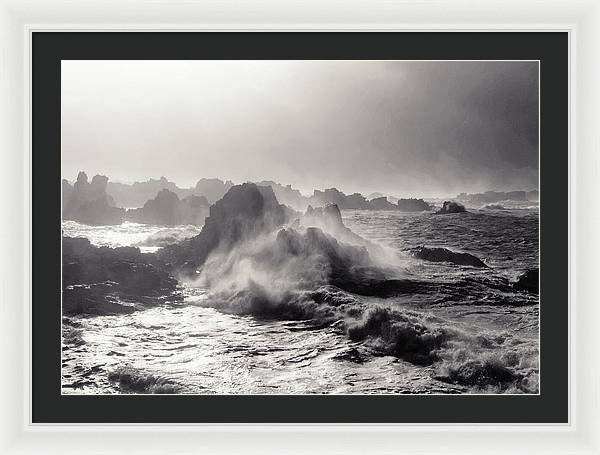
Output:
(62, 60), (538, 198)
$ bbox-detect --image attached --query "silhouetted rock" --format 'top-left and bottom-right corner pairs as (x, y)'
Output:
(256, 180), (309, 211)
(126, 189), (209, 226)
(107, 176), (185, 208)
(513, 269), (539, 293)
(194, 178), (234, 204)
(159, 183), (290, 273)
(436, 201), (467, 214)
(63, 172), (125, 225)
(368, 197), (397, 210)
(310, 188), (369, 210)
(397, 198), (432, 212)
(300, 204), (366, 247)
(411, 246), (488, 268)
(62, 236), (180, 315)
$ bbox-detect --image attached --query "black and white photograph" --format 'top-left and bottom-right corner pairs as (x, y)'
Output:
(61, 59), (540, 395)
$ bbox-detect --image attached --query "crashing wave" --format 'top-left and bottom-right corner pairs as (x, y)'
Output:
(108, 366), (184, 394)
(136, 225), (201, 248)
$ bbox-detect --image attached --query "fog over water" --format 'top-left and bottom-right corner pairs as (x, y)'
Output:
(62, 60), (538, 197)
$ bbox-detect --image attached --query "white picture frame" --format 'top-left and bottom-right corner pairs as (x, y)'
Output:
(1, 0), (597, 453)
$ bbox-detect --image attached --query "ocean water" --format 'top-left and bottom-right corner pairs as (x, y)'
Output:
(62, 203), (539, 395)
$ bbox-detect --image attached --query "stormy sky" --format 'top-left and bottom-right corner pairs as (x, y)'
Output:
(62, 60), (538, 198)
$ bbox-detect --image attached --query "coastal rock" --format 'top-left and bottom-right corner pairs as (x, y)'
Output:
(411, 246), (488, 268)
(397, 198), (432, 212)
(159, 183), (290, 273)
(300, 204), (371, 248)
(310, 188), (369, 210)
(368, 197), (398, 210)
(436, 201), (467, 214)
(194, 178), (234, 204)
(126, 189), (209, 226)
(63, 172), (125, 225)
(513, 269), (539, 293)
(62, 236), (180, 315)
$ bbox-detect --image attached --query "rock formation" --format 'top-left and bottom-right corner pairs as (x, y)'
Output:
(310, 188), (369, 210)
(513, 269), (539, 293)
(63, 172), (125, 225)
(194, 178), (235, 204)
(397, 198), (432, 212)
(62, 236), (180, 315)
(126, 189), (209, 226)
(256, 180), (309, 211)
(436, 201), (467, 214)
(410, 246), (488, 268)
(159, 183), (291, 273)
(368, 197), (398, 210)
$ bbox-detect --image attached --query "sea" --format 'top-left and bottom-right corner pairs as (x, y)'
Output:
(61, 201), (539, 395)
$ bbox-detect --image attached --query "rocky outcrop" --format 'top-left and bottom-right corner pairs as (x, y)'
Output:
(397, 198), (432, 212)
(107, 176), (187, 208)
(62, 237), (180, 315)
(410, 246), (488, 268)
(63, 172), (125, 225)
(159, 183), (291, 273)
(194, 178), (234, 204)
(310, 188), (369, 210)
(368, 197), (398, 211)
(299, 204), (366, 247)
(256, 180), (309, 211)
(513, 269), (539, 293)
(126, 189), (209, 226)
(436, 201), (467, 214)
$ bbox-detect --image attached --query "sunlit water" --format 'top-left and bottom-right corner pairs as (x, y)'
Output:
(62, 204), (539, 395)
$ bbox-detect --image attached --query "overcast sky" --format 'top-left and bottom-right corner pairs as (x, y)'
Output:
(62, 60), (538, 197)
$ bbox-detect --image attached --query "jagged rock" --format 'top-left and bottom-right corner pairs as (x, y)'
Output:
(126, 189), (209, 226)
(194, 178), (234, 204)
(436, 201), (467, 214)
(368, 197), (397, 210)
(310, 188), (369, 210)
(159, 183), (290, 273)
(300, 204), (367, 247)
(411, 246), (488, 268)
(62, 236), (180, 315)
(255, 181), (308, 211)
(397, 198), (432, 212)
(513, 269), (539, 293)
(63, 172), (125, 225)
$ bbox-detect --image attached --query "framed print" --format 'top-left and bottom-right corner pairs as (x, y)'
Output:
(32, 31), (565, 424)
(0, 0), (598, 453)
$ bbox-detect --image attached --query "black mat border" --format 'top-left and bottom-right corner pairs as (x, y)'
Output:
(32, 32), (568, 423)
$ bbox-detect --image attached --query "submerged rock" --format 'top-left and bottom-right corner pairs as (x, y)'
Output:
(126, 189), (209, 226)
(411, 246), (488, 268)
(513, 269), (539, 293)
(62, 236), (180, 315)
(436, 201), (467, 214)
